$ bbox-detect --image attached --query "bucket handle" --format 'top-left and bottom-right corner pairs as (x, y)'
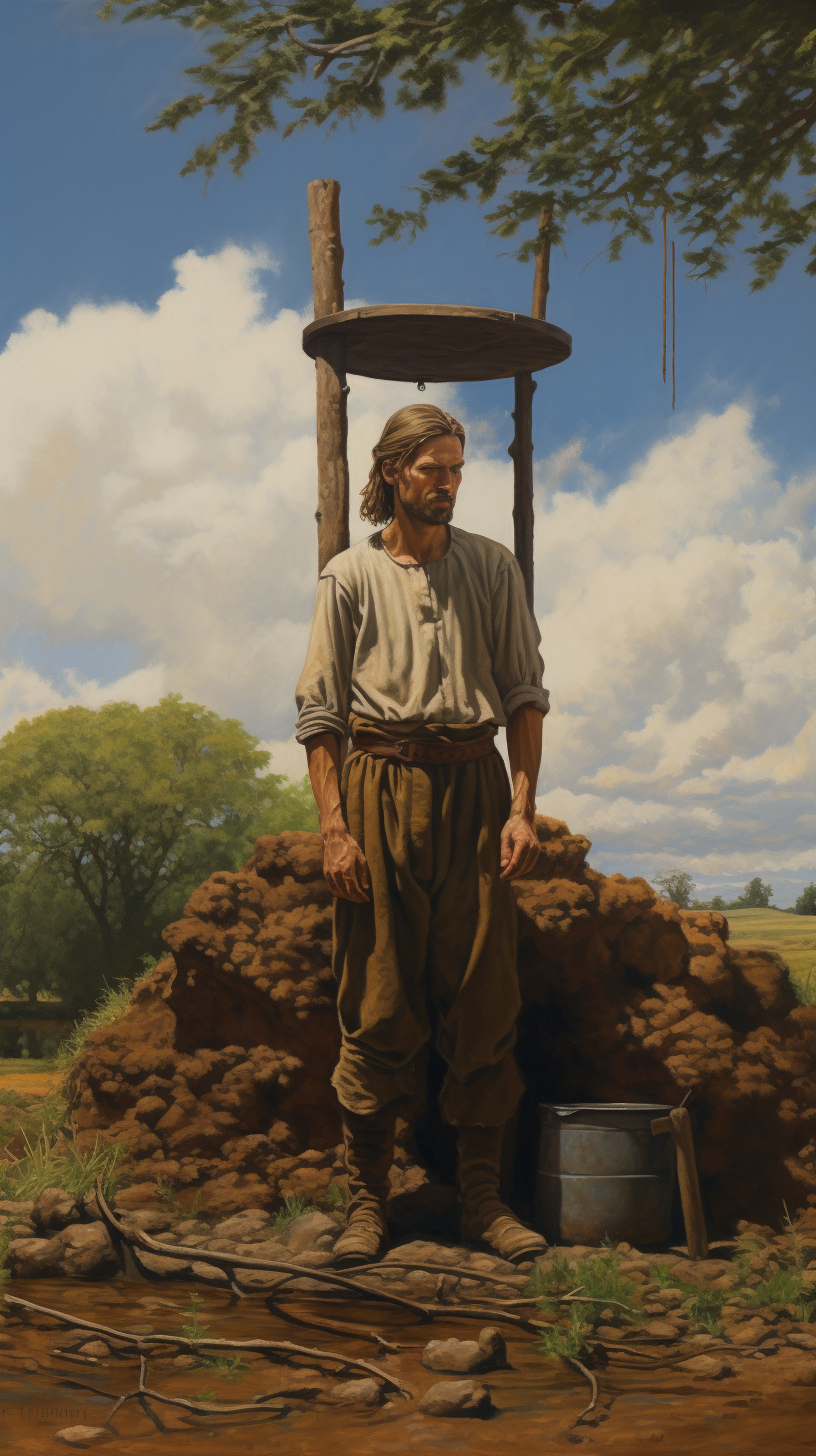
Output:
(651, 1107), (709, 1261)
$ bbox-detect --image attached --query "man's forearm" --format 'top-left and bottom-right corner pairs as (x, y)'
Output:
(506, 705), (544, 823)
(305, 732), (345, 836)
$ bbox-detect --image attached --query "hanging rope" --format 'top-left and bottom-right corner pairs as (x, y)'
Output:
(662, 211), (667, 385)
(671, 239), (676, 411)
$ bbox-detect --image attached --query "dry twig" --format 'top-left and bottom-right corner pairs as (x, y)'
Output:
(4, 1294), (412, 1398)
(565, 1355), (598, 1426)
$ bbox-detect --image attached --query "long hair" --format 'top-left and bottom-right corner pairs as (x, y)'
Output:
(359, 405), (465, 525)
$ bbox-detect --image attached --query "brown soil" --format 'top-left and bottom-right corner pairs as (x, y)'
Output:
(2, 1278), (815, 1455)
(66, 821), (816, 1232)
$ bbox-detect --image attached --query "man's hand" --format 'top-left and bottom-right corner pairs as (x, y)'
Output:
(501, 704), (545, 881)
(499, 813), (541, 880)
(304, 732), (372, 903)
(323, 825), (371, 903)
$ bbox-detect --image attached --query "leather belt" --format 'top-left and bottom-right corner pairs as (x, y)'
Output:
(352, 734), (497, 766)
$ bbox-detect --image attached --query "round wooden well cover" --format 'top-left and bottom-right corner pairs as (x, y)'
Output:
(302, 304), (572, 383)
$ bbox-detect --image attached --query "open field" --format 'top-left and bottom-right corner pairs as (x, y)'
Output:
(0, 1058), (61, 1096)
(726, 908), (816, 1003)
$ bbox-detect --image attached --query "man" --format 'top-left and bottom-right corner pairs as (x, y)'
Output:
(296, 403), (549, 1267)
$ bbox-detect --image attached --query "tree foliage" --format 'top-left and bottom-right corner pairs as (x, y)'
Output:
(0, 696), (316, 1003)
(101, 0), (816, 288)
(794, 883), (816, 915)
(735, 875), (773, 908)
(653, 869), (695, 909)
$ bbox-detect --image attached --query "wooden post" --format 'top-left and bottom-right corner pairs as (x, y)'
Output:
(307, 179), (350, 573)
(652, 1109), (709, 1261)
(508, 374), (536, 614)
(509, 207), (549, 613)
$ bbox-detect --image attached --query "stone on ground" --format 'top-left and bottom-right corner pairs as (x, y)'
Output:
(33, 1188), (81, 1231)
(331, 1378), (383, 1406)
(54, 1428), (111, 1446)
(684, 1355), (735, 1378)
(418, 1380), (494, 1418)
(422, 1327), (507, 1374)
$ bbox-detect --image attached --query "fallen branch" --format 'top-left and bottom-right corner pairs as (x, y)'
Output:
(94, 1181), (430, 1322)
(93, 1183), (537, 1333)
(565, 1356), (598, 1427)
(80, 1355), (293, 1427)
(4, 1295), (412, 1399)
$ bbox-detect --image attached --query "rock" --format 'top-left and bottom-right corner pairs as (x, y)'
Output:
(57, 1224), (118, 1278)
(331, 1378), (384, 1406)
(133, 1250), (193, 1278)
(280, 1211), (337, 1252)
(642, 1321), (682, 1341)
(0, 1199), (35, 1216)
(173, 1354), (198, 1368)
(788, 1332), (816, 1350)
(0, 1334), (15, 1349)
(6, 1238), (62, 1277)
(77, 1341), (110, 1358)
(684, 1355), (735, 1378)
(669, 1259), (734, 1286)
(120, 1208), (176, 1234)
(422, 1328), (508, 1374)
(190, 1261), (230, 1285)
(418, 1380), (494, 1418)
(210, 1209), (272, 1241)
(54, 1427), (111, 1446)
(33, 1188), (81, 1231)
(727, 1317), (771, 1347)
(112, 1184), (164, 1211)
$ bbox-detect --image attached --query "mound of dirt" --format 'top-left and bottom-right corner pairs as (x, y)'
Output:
(68, 822), (816, 1231)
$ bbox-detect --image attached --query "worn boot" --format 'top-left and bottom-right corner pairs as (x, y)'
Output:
(333, 1104), (396, 1268)
(457, 1123), (548, 1264)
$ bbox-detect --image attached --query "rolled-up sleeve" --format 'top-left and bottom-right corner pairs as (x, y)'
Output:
(491, 556), (550, 720)
(295, 573), (356, 743)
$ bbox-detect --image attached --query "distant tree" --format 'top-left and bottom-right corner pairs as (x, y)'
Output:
(0, 696), (317, 1003)
(795, 883), (816, 915)
(102, 0), (816, 289)
(735, 876), (774, 908)
(653, 871), (695, 909)
(710, 895), (726, 912)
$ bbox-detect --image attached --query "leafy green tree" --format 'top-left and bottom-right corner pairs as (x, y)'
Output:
(734, 876), (773, 908)
(101, 1), (816, 288)
(794, 883), (816, 915)
(653, 870), (695, 909)
(0, 696), (316, 1000)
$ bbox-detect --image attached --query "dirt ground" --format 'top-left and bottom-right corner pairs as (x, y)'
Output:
(1, 1278), (814, 1456)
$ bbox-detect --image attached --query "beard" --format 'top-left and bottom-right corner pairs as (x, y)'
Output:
(398, 488), (454, 525)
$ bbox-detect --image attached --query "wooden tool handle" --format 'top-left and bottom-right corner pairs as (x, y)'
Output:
(651, 1108), (709, 1261)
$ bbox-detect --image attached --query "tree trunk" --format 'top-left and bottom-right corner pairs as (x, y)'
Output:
(307, 179), (350, 573)
(508, 373), (537, 614)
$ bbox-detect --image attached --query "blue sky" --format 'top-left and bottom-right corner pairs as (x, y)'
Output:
(1, 0), (815, 904)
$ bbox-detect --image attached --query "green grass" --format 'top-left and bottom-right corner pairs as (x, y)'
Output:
(725, 908), (816, 1004)
(272, 1193), (317, 1231)
(55, 980), (138, 1073)
(526, 1246), (643, 1325)
(536, 1304), (593, 1359)
(320, 1180), (349, 1209)
(0, 1125), (126, 1203)
(181, 1294), (209, 1341)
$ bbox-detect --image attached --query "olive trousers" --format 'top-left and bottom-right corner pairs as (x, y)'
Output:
(331, 736), (524, 1128)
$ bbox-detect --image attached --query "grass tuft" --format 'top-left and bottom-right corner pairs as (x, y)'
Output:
(55, 980), (137, 1074)
(320, 1180), (349, 1209)
(0, 1125), (126, 1204)
(526, 1246), (642, 1326)
(536, 1304), (593, 1359)
(273, 1193), (317, 1231)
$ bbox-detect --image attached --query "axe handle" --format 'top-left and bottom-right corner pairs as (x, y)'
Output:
(651, 1107), (709, 1260)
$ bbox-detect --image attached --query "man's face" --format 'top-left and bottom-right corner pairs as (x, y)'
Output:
(391, 434), (464, 526)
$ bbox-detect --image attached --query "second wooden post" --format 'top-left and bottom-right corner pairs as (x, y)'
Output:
(307, 178), (350, 573)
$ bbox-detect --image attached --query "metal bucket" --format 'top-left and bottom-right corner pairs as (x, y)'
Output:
(535, 1102), (676, 1246)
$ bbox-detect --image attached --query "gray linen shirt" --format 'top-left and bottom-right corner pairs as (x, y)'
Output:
(295, 525), (549, 743)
